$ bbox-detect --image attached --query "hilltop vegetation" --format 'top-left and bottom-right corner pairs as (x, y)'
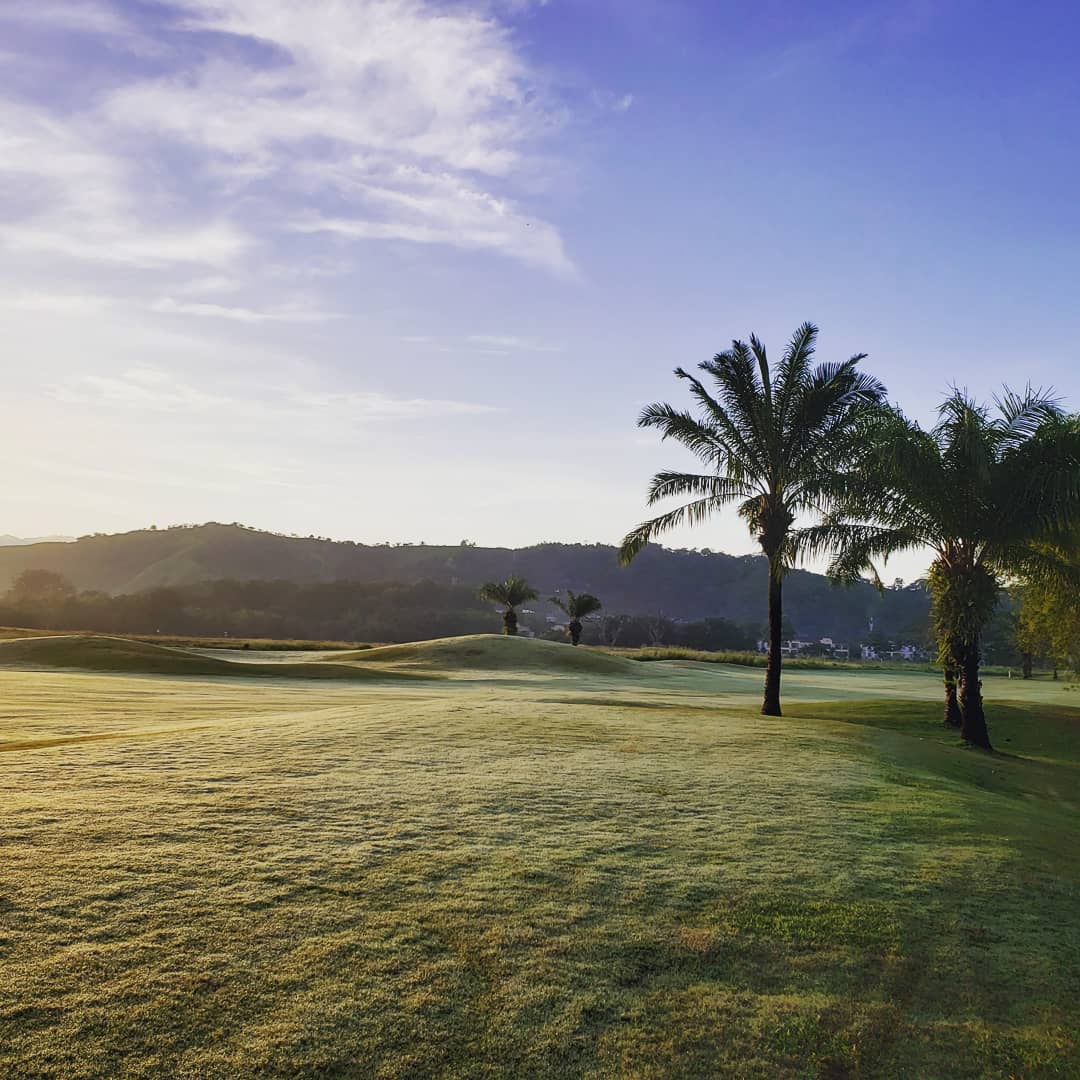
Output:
(0, 522), (931, 640)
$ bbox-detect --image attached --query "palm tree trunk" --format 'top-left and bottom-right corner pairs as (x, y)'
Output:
(1021, 652), (1033, 679)
(503, 609), (518, 636)
(958, 637), (991, 750)
(569, 619), (582, 646)
(762, 564), (783, 716)
(943, 666), (961, 728)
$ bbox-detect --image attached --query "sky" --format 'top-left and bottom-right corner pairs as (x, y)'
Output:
(2, 0), (1079, 582)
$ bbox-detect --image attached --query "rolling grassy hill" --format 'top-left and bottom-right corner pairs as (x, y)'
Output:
(0, 635), (428, 682)
(2, 637), (1078, 1076)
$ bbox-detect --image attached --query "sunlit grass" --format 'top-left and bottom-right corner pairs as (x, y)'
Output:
(2, 640), (1078, 1077)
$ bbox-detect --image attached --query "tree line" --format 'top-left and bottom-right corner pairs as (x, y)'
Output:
(0, 570), (760, 652)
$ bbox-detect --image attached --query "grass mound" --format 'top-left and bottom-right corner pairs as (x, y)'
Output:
(0, 635), (419, 681)
(333, 633), (642, 675)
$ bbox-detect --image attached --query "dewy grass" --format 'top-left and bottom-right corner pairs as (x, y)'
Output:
(1, 638), (1079, 1077)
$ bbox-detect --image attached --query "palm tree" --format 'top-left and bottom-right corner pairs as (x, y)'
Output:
(802, 389), (1080, 749)
(619, 323), (886, 715)
(478, 576), (539, 636)
(550, 590), (602, 645)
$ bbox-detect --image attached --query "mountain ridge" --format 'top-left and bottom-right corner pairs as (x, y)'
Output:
(0, 523), (929, 640)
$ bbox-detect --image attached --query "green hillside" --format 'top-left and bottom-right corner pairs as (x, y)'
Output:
(0, 522), (930, 640)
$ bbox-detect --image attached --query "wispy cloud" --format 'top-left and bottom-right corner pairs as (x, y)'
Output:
(467, 334), (563, 353)
(52, 367), (500, 421)
(0, 290), (115, 315)
(1, 0), (578, 281)
(151, 297), (343, 323)
(0, 100), (251, 269)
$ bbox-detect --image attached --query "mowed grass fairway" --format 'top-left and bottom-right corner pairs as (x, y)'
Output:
(2, 636), (1079, 1078)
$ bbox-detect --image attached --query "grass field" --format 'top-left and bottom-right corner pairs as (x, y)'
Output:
(2, 635), (1078, 1077)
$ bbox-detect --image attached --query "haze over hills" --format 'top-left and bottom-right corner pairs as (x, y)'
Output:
(0, 535), (76, 547)
(0, 523), (929, 641)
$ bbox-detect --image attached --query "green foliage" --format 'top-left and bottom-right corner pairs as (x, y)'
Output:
(478, 576), (539, 635)
(618, 322), (886, 713)
(1015, 574), (1080, 673)
(0, 578), (495, 643)
(550, 589), (603, 620)
(618, 323), (886, 568)
(6, 569), (75, 606)
(805, 388), (1080, 746)
(477, 576), (540, 609)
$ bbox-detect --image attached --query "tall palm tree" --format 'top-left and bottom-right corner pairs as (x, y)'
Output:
(478, 576), (539, 636)
(802, 389), (1080, 749)
(550, 590), (603, 645)
(619, 323), (886, 715)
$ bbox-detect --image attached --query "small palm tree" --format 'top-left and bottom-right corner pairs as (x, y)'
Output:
(619, 323), (885, 715)
(550, 590), (602, 645)
(802, 388), (1080, 749)
(478, 576), (539, 636)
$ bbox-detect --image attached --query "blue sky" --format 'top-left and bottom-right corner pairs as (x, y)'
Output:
(2, 0), (1078, 580)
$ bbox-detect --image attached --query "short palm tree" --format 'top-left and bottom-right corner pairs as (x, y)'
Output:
(550, 590), (603, 645)
(802, 389), (1080, 749)
(478, 576), (538, 636)
(619, 323), (886, 715)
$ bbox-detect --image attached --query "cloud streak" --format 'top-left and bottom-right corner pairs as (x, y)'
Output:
(52, 367), (500, 422)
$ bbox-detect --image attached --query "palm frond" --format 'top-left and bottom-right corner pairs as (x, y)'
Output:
(619, 498), (727, 565)
(671, 369), (769, 481)
(646, 471), (753, 506)
(478, 576), (538, 607)
(637, 403), (722, 462)
(992, 384), (1062, 446)
(698, 341), (771, 464)
(986, 543), (1080, 594)
(794, 523), (927, 586)
(773, 321), (817, 412)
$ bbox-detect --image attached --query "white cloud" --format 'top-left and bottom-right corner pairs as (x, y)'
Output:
(0, 100), (251, 269)
(468, 333), (563, 352)
(98, 0), (573, 273)
(0, 291), (115, 315)
(151, 297), (342, 323)
(288, 159), (574, 274)
(1, 0), (583, 316)
(52, 367), (499, 421)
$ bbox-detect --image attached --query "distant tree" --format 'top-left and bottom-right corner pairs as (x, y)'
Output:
(681, 617), (756, 652)
(550, 590), (602, 645)
(619, 322), (885, 715)
(646, 611), (674, 646)
(803, 389), (1080, 748)
(1014, 567), (1080, 679)
(478, 576), (539, 636)
(759, 615), (797, 643)
(6, 569), (76, 608)
(599, 614), (630, 648)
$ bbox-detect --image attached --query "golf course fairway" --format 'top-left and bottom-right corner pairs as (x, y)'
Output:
(2, 635), (1078, 1077)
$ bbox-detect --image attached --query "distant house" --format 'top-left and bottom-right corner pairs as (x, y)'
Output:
(760, 637), (850, 659)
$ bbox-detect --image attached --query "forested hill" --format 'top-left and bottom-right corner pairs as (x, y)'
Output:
(0, 523), (929, 640)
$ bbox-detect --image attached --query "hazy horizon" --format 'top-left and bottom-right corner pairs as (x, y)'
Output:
(5, 1), (1079, 585)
